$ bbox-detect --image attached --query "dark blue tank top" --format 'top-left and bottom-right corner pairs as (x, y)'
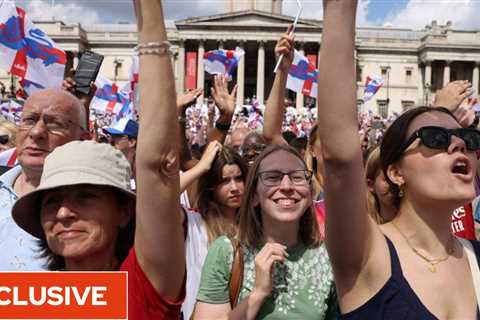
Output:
(339, 237), (480, 320)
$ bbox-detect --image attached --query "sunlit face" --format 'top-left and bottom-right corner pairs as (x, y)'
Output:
(16, 91), (84, 171)
(255, 150), (312, 224)
(40, 185), (131, 261)
(213, 164), (245, 210)
(391, 111), (477, 208)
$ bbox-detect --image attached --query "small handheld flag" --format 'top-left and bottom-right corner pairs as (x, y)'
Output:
(203, 47), (245, 80)
(286, 50), (318, 98)
(363, 76), (383, 102)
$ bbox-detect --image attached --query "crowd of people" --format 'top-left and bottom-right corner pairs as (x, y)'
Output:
(0, 0), (480, 319)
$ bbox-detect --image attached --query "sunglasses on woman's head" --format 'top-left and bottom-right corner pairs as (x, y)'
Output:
(0, 135), (9, 145)
(400, 126), (480, 153)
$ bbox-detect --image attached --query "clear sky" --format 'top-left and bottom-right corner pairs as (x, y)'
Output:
(14, 0), (480, 30)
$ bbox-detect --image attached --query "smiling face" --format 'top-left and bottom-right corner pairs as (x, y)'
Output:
(388, 111), (477, 208)
(213, 164), (245, 210)
(40, 185), (131, 262)
(255, 149), (313, 224)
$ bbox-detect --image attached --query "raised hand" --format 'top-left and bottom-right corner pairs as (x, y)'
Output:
(211, 74), (237, 117)
(252, 242), (288, 298)
(433, 80), (473, 112)
(197, 141), (221, 173)
(275, 25), (295, 72)
(177, 88), (203, 115)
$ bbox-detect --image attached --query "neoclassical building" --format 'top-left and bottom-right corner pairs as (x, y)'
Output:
(1, 0), (480, 116)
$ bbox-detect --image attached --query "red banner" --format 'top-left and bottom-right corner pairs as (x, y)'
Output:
(307, 54), (317, 67)
(186, 52), (197, 90)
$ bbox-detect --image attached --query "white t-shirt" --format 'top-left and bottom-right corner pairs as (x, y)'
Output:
(182, 208), (208, 319)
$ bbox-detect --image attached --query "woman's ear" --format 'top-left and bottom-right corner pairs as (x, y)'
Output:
(386, 163), (404, 187)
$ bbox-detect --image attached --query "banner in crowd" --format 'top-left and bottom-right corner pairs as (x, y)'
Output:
(90, 76), (134, 121)
(0, 98), (23, 123)
(127, 55), (139, 112)
(362, 76), (383, 102)
(286, 50), (319, 98)
(186, 52), (197, 90)
(203, 47), (245, 80)
(0, 1), (66, 89)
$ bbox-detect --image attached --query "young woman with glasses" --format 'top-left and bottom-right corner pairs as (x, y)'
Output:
(317, 1), (480, 319)
(193, 144), (336, 319)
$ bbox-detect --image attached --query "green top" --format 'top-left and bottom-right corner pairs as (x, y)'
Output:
(197, 236), (337, 319)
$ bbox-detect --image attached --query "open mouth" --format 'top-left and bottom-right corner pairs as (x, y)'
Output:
(451, 158), (470, 175)
(274, 198), (299, 206)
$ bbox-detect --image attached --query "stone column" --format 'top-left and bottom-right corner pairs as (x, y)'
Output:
(236, 40), (245, 107)
(197, 40), (205, 90)
(177, 40), (185, 93)
(443, 60), (451, 87)
(424, 60), (432, 90)
(73, 52), (79, 69)
(473, 62), (479, 95)
(218, 40), (224, 50)
(256, 41), (265, 104)
(296, 44), (305, 110)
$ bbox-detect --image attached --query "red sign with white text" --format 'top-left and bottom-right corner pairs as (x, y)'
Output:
(186, 52), (197, 90)
(0, 272), (127, 319)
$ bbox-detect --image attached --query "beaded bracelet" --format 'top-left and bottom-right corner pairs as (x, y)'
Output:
(134, 41), (173, 56)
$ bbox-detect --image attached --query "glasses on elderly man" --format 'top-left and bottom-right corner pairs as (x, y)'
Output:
(258, 169), (313, 187)
(18, 113), (85, 135)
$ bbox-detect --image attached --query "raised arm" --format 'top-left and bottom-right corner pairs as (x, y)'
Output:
(134, 0), (185, 300)
(207, 75), (237, 144)
(317, 0), (384, 285)
(263, 27), (294, 145)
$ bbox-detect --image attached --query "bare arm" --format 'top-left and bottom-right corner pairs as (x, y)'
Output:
(263, 27), (294, 145)
(317, 0), (384, 280)
(207, 75), (237, 144)
(177, 89), (203, 171)
(134, 0), (185, 300)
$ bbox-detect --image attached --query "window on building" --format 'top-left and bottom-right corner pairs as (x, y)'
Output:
(377, 99), (388, 118)
(401, 100), (415, 111)
(381, 67), (388, 77)
(356, 65), (362, 83)
(405, 68), (413, 84)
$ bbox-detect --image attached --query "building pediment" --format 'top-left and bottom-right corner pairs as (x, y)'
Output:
(175, 10), (321, 31)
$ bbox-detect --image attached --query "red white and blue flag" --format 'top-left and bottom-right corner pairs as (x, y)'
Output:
(286, 50), (319, 98)
(126, 55), (139, 113)
(90, 76), (134, 120)
(0, 99), (23, 124)
(0, 1), (66, 89)
(363, 76), (383, 102)
(0, 147), (18, 167)
(203, 47), (244, 80)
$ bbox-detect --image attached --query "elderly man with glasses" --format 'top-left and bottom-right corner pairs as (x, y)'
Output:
(0, 88), (90, 270)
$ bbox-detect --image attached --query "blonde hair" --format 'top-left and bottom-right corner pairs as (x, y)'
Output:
(0, 119), (17, 149)
(365, 147), (386, 224)
(305, 124), (323, 197)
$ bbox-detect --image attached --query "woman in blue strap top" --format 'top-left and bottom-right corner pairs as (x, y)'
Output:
(317, 1), (480, 319)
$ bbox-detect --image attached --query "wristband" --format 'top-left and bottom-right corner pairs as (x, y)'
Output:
(215, 121), (231, 132)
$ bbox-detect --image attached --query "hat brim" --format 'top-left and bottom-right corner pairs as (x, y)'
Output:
(102, 127), (125, 136)
(12, 171), (136, 239)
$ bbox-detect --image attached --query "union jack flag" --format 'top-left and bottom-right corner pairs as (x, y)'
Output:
(363, 76), (383, 102)
(90, 76), (134, 121)
(203, 47), (244, 80)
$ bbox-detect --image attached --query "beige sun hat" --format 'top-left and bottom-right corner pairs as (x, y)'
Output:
(12, 140), (135, 239)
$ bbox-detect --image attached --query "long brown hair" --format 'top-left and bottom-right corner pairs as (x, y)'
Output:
(197, 146), (248, 244)
(237, 144), (321, 248)
(365, 147), (385, 224)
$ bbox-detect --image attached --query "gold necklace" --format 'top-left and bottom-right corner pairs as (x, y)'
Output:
(391, 222), (455, 273)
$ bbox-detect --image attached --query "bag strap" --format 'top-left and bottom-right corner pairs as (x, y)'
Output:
(458, 238), (480, 312)
(228, 236), (244, 309)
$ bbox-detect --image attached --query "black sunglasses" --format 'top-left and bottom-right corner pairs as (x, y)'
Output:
(0, 135), (9, 145)
(400, 126), (480, 153)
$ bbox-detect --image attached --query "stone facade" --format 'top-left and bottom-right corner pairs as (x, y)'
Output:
(1, 7), (480, 116)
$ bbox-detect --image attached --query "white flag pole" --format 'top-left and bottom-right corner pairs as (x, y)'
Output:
(274, 0), (303, 73)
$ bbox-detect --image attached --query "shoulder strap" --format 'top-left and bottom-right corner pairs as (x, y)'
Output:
(228, 236), (244, 309)
(458, 238), (480, 312)
(385, 236), (404, 278)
